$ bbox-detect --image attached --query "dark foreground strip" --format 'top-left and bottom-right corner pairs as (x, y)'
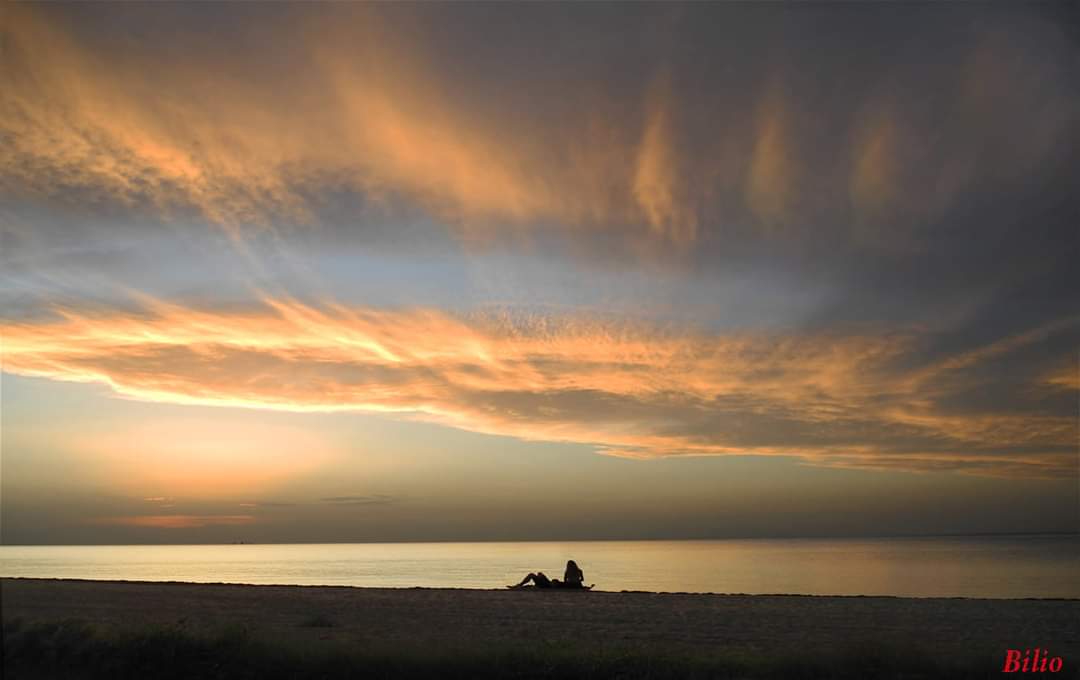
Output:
(2, 617), (1037, 680)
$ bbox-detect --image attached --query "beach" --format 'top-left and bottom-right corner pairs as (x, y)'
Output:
(4, 578), (1079, 678)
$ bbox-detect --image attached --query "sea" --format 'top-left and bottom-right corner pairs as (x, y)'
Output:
(1, 534), (1077, 599)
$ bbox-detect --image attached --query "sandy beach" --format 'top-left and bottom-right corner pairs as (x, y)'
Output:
(4, 577), (1079, 678)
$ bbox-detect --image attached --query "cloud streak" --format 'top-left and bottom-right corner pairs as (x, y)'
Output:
(321, 495), (397, 506)
(3, 298), (1075, 478)
(1, 4), (677, 243)
(3, 4), (1075, 255)
(89, 515), (255, 529)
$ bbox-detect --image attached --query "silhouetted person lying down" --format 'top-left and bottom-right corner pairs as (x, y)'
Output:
(508, 560), (593, 590)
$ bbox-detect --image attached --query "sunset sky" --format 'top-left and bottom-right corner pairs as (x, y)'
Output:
(2, 2), (1077, 544)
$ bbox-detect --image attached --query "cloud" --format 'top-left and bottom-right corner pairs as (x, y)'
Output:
(321, 494), (397, 506)
(0, 4), (668, 244)
(3, 4), (1074, 257)
(89, 514), (255, 529)
(631, 71), (697, 246)
(745, 87), (797, 233)
(1045, 361), (1079, 391)
(3, 298), (1075, 478)
(1, 4), (1077, 487)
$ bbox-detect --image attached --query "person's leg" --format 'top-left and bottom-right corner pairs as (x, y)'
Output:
(509, 572), (539, 588)
(533, 572), (552, 589)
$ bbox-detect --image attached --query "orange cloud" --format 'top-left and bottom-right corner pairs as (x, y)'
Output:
(746, 87), (797, 232)
(632, 73), (697, 246)
(2, 299), (1075, 478)
(0, 5), (689, 246)
(5, 5), (1071, 255)
(850, 107), (903, 225)
(1043, 358), (1079, 391)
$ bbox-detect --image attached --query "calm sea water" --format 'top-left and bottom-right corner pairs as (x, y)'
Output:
(2, 535), (1077, 598)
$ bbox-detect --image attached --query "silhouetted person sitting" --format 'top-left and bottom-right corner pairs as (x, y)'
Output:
(508, 560), (592, 590)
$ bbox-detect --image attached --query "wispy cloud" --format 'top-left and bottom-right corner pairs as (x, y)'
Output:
(3, 4), (1073, 254)
(321, 494), (397, 506)
(0, 5), (684, 244)
(1044, 361), (1079, 391)
(3, 298), (1075, 478)
(89, 514), (255, 529)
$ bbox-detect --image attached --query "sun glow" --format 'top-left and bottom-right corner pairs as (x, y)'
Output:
(65, 417), (337, 498)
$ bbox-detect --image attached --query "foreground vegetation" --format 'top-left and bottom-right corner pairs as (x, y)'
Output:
(2, 617), (1018, 680)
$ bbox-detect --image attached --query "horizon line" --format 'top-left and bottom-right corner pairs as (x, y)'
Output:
(2, 530), (1077, 549)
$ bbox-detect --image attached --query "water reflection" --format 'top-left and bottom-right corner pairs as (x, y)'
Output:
(2, 535), (1077, 598)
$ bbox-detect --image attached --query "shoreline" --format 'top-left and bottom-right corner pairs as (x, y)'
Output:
(4, 575), (1079, 601)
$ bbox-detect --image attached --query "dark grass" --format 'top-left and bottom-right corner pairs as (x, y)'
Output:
(297, 612), (337, 629)
(1, 617), (1041, 680)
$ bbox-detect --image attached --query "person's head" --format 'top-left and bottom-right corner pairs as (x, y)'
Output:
(565, 560), (581, 577)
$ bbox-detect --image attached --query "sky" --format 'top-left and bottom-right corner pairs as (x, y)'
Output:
(1, 2), (1078, 544)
